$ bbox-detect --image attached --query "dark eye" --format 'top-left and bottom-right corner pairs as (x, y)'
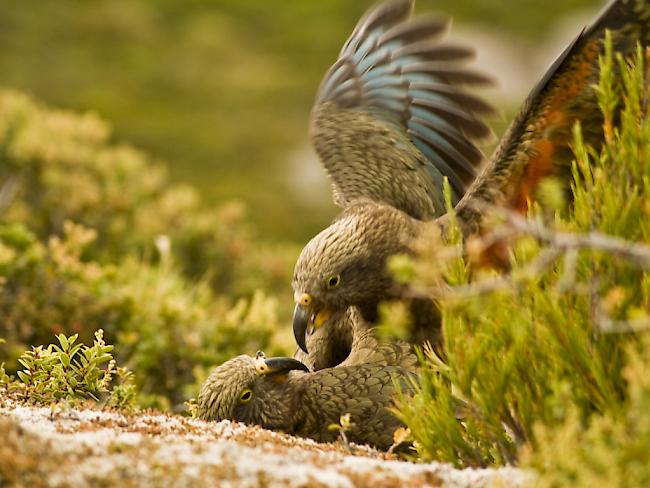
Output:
(326, 274), (341, 289)
(239, 389), (253, 403)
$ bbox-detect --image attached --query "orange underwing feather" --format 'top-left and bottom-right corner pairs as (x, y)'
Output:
(456, 0), (650, 235)
(512, 40), (601, 211)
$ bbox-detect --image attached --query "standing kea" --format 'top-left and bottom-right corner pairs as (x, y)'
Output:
(293, 0), (494, 358)
(292, 0), (650, 369)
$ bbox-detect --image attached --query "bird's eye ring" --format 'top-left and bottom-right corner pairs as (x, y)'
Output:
(239, 388), (253, 403)
(326, 274), (341, 289)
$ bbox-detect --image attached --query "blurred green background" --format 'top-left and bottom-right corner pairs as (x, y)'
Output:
(0, 0), (600, 243)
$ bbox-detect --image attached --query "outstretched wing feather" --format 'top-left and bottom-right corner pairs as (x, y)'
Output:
(311, 0), (493, 219)
(455, 0), (650, 233)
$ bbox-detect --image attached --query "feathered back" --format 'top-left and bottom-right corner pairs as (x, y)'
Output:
(310, 0), (493, 220)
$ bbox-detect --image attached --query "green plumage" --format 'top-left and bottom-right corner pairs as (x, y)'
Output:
(310, 0), (492, 218)
(292, 0), (492, 368)
(455, 0), (650, 234)
(292, 200), (440, 364)
(197, 352), (415, 450)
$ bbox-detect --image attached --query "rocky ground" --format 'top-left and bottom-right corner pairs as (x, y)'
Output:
(0, 398), (530, 488)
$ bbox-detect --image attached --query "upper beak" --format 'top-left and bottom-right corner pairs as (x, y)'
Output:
(292, 296), (334, 354)
(293, 303), (310, 354)
(255, 354), (310, 375)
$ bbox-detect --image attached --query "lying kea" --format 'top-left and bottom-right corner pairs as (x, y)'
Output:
(197, 350), (415, 450)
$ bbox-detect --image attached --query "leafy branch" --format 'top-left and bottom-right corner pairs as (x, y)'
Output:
(2, 330), (136, 408)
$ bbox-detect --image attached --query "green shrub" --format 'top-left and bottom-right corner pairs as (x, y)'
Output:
(524, 336), (650, 487)
(0, 218), (289, 409)
(0, 89), (299, 409)
(0, 89), (296, 297)
(1, 330), (136, 409)
(397, 41), (650, 472)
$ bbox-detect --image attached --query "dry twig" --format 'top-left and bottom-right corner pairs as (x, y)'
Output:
(412, 208), (650, 303)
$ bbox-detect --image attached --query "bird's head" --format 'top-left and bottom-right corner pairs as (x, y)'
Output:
(291, 203), (416, 353)
(197, 352), (309, 428)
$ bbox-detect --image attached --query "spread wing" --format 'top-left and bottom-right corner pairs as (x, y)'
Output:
(310, 0), (494, 220)
(455, 0), (650, 233)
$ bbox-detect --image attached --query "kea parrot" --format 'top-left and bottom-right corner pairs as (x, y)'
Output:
(292, 0), (650, 369)
(197, 351), (415, 450)
(293, 0), (493, 359)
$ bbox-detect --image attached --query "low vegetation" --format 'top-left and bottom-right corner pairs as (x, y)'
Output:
(394, 41), (650, 482)
(1, 330), (136, 409)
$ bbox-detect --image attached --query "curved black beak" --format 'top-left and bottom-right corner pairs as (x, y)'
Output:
(292, 303), (310, 354)
(262, 356), (310, 374)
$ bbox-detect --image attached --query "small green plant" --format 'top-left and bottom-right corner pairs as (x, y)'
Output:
(328, 413), (354, 449)
(11, 329), (136, 407)
(107, 367), (137, 410)
(387, 427), (414, 456)
(185, 397), (199, 418)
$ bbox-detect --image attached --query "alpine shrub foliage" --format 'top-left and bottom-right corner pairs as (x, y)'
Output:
(397, 40), (650, 479)
(1, 330), (136, 409)
(0, 90), (296, 296)
(0, 91), (292, 409)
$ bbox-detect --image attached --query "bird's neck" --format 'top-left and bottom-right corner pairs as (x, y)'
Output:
(356, 302), (380, 324)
